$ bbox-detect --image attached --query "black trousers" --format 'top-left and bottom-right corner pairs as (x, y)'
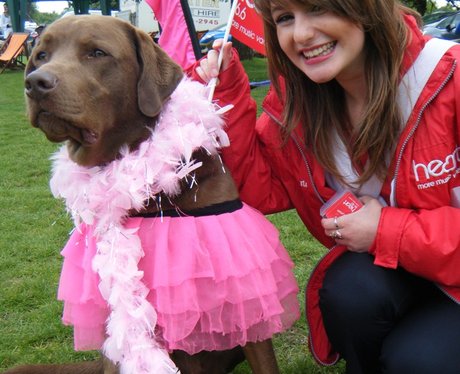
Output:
(319, 252), (460, 374)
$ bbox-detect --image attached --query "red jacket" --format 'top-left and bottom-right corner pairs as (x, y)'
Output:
(188, 16), (460, 365)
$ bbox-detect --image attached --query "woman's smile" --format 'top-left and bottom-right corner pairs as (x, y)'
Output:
(301, 41), (337, 64)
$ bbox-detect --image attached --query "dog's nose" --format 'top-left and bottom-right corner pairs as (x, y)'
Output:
(25, 70), (58, 99)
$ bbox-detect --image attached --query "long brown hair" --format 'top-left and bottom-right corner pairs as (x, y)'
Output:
(254, 0), (421, 186)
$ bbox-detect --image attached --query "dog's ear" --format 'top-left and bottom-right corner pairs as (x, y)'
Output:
(133, 27), (184, 118)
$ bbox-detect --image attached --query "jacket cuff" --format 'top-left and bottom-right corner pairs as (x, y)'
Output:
(372, 207), (411, 269)
(185, 49), (247, 91)
(213, 50), (250, 94)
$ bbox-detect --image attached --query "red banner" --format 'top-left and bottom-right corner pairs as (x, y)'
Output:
(230, 0), (266, 56)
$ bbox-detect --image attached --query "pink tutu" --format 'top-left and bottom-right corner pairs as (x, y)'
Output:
(58, 202), (300, 354)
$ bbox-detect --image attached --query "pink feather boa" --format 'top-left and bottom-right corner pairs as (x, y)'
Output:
(50, 78), (231, 373)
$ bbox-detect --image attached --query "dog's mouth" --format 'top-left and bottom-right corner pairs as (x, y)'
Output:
(35, 111), (99, 146)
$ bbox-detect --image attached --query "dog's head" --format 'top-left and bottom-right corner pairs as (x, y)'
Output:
(25, 15), (183, 167)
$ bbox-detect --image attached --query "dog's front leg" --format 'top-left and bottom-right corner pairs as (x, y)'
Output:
(102, 355), (119, 374)
(170, 346), (245, 374)
(242, 339), (280, 374)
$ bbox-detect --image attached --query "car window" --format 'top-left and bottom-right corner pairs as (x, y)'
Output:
(437, 14), (456, 29)
(453, 14), (460, 29)
(423, 11), (455, 25)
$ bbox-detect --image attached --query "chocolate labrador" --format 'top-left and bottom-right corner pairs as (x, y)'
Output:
(6, 14), (289, 374)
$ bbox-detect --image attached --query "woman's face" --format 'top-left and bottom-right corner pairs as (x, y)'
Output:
(271, 1), (366, 85)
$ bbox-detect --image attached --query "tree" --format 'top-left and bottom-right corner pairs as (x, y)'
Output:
(402, 0), (428, 15)
(400, 0), (460, 16)
(89, 0), (119, 9)
(446, 0), (460, 9)
(28, 1), (64, 24)
(68, 0), (120, 11)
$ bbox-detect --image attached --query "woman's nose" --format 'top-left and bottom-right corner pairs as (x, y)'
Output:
(293, 16), (315, 44)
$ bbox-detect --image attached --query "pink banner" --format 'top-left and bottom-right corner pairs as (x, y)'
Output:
(230, 0), (265, 56)
(145, 0), (196, 69)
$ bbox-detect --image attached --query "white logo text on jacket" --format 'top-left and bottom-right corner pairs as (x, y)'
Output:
(413, 146), (460, 190)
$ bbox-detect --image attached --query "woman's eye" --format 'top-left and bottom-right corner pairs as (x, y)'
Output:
(89, 49), (107, 58)
(274, 13), (293, 24)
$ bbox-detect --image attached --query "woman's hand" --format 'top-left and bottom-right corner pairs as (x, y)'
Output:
(196, 39), (233, 83)
(321, 196), (383, 252)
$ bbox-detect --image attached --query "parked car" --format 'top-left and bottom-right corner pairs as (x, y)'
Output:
(25, 20), (38, 34)
(422, 11), (456, 26)
(423, 11), (460, 42)
(422, 16), (450, 36)
(199, 24), (232, 54)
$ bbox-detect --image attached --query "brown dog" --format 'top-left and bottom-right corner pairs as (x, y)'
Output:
(9, 14), (292, 374)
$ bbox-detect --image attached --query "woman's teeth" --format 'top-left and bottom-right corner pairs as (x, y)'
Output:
(303, 42), (335, 59)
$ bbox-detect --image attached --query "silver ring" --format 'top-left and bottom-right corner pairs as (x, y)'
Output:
(332, 229), (342, 240)
(334, 216), (339, 229)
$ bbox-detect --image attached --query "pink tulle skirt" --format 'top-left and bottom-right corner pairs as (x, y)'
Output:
(58, 203), (300, 354)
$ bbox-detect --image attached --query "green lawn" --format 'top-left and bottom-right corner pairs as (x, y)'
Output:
(0, 61), (345, 373)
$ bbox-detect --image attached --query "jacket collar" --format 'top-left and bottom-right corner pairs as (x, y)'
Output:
(400, 14), (426, 79)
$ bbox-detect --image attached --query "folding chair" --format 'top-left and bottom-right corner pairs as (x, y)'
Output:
(0, 32), (29, 74)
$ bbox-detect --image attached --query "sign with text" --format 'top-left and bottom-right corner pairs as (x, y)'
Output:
(189, 0), (232, 30)
(230, 0), (265, 55)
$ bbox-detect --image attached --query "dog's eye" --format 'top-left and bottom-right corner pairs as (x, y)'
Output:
(36, 51), (47, 61)
(89, 49), (107, 58)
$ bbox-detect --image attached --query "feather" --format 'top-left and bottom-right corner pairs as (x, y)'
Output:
(50, 77), (231, 372)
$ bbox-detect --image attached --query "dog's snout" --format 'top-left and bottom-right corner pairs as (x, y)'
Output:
(25, 70), (58, 99)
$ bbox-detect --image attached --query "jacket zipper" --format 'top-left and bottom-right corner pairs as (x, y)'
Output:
(392, 61), (456, 207)
(437, 285), (460, 305)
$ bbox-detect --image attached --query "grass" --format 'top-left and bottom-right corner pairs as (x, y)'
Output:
(0, 61), (345, 373)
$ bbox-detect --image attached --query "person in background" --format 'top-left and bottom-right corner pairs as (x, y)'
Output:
(31, 24), (45, 49)
(188, 0), (460, 372)
(1, 2), (12, 40)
